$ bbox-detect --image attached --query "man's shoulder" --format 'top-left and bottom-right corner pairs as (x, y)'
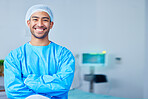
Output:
(11, 43), (28, 53)
(6, 43), (28, 58)
(51, 41), (63, 48)
(51, 42), (74, 59)
(51, 41), (71, 53)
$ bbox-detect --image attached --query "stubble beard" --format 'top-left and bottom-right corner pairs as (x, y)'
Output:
(31, 30), (49, 39)
(30, 26), (50, 39)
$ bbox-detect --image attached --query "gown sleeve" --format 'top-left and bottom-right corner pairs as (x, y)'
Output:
(24, 48), (75, 98)
(4, 51), (35, 99)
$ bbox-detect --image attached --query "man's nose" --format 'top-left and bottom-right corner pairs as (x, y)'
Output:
(37, 20), (44, 26)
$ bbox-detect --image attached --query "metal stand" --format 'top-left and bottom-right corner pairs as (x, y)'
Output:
(89, 66), (95, 93)
(90, 78), (94, 93)
(84, 66), (107, 93)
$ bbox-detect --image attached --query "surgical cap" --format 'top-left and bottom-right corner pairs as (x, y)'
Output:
(25, 4), (54, 26)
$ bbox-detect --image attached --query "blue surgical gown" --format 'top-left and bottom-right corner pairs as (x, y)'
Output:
(4, 41), (75, 99)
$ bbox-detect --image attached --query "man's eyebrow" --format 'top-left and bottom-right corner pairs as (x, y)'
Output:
(31, 16), (49, 20)
(32, 16), (39, 18)
(42, 17), (50, 19)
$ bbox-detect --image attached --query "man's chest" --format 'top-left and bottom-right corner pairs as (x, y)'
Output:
(20, 52), (59, 78)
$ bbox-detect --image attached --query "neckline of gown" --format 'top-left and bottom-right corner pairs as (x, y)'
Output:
(27, 41), (53, 47)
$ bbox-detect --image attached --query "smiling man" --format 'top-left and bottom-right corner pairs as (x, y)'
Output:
(4, 4), (75, 99)
(28, 11), (53, 40)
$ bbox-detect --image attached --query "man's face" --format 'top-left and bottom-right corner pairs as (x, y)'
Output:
(27, 11), (53, 39)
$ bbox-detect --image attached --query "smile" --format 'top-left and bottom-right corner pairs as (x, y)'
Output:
(35, 28), (44, 32)
(33, 27), (47, 33)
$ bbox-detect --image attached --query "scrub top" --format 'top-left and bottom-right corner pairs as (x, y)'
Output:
(4, 41), (75, 99)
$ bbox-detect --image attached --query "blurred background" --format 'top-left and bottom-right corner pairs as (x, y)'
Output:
(0, 0), (148, 99)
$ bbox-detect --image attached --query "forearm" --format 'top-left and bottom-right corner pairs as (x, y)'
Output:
(4, 65), (35, 98)
(6, 88), (35, 99)
(24, 73), (74, 96)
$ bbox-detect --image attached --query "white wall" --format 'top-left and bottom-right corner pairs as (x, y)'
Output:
(0, 0), (146, 98)
(144, 0), (148, 98)
(95, 0), (145, 98)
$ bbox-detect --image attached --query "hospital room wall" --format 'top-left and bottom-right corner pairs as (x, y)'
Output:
(0, 0), (146, 99)
(144, 0), (148, 98)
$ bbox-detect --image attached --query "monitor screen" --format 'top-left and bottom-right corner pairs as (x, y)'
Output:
(79, 51), (107, 66)
(82, 53), (105, 64)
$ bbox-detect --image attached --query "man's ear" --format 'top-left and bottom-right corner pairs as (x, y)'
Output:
(50, 22), (54, 29)
(27, 20), (30, 27)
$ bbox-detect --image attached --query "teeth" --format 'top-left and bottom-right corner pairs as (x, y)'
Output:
(36, 29), (44, 31)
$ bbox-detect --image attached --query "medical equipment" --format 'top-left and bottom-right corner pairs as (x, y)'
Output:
(78, 51), (108, 93)
(79, 51), (107, 67)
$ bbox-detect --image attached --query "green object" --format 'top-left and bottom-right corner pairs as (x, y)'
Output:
(82, 53), (105, 64)
(0, 60), (4, 66)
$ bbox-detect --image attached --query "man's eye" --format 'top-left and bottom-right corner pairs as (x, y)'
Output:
(33, 19), (38, 21)
(43, 20), (48, 22)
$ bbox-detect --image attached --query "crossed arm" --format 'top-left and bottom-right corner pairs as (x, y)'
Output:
(4, 51), (75, 99)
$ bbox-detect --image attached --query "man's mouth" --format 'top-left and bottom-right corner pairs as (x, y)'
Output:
(34, 27), (46, 32)
(35, 28), (44, 32)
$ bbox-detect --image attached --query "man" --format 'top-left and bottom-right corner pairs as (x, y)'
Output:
(4, 4), (75, 99)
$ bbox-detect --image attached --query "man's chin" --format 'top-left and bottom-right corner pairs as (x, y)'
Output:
(32, 33), (48, 39)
